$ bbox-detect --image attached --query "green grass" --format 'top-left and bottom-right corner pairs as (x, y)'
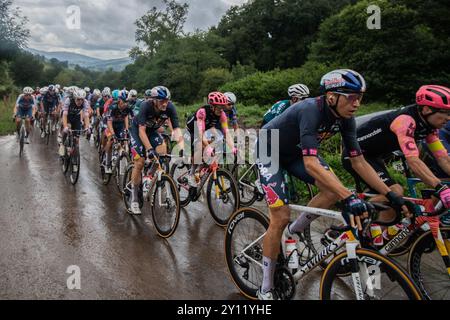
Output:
(0, 99), (16, 136)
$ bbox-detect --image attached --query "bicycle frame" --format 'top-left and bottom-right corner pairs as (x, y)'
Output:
(236, 204), (378, 299)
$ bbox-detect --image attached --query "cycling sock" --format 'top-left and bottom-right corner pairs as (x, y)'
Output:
(131, 184), (139, 203)
(289, 212), (319, 233)
(261, 256), (276, 294)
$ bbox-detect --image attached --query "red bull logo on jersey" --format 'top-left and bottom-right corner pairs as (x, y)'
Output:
(262, 182), (284, 208)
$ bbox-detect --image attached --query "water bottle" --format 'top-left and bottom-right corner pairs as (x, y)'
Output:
(285, 237), (299, 270)
(370, 224), (383, 247)
(142, 175), (152, 199)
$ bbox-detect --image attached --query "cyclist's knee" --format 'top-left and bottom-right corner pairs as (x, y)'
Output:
(390, 184), (404, 196)
(269, 206), (290, 229)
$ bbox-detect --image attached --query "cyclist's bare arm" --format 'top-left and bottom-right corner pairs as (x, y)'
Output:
(350, 155), (392, 195)
(303, 156), (352, 199)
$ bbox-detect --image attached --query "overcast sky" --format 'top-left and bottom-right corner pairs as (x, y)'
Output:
(14, 0), (246, 60)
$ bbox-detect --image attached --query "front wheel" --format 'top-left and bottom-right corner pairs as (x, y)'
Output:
(407, 226), (450, 300)
(320, 248), (423, 300)
(225, 207), (269, 300)
(231, 162), (260, 207)
(70, 146), (81, 185)
(150, 174), (180, 238)
(170, 160), (191, 208)
(122, 164), (143, 212)
(207, 168), (240, 227)
(115, 153), (130, 195)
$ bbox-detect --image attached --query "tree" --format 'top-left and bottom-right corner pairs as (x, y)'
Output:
(131, 0), (189, 58)
(9, 51), (44, 87)
(0, 0), (29, 60)
(308, 0), (450, 102)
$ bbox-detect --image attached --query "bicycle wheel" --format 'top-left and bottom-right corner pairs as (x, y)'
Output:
(150, 174), (180, 238)
(19, 127), (25, 158)
(320, 248), (423, 300)
(170, 160), (191, 207)
(231, 162), (259, 207)
(100, 151), (112, 185)
(408, 226), (450, 300)
(115, 153), (130, 195)
(225, 207), (269, 300)
(70, 146), (81, 185)
(207, 168), (240, 227)
(122, 164), (143, 212)
(45, 121), (50, 145)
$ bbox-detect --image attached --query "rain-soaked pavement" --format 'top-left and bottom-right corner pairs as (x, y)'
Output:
(0, 132), (323, 300)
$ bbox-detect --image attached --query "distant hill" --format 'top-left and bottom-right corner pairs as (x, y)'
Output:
(26, 48), (132, 71)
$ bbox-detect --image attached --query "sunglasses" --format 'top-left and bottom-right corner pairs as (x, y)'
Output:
(336, 92), (364, 103)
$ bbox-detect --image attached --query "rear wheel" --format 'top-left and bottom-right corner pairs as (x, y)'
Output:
(170, 160), (191, 208)
(232, 162), (259, 207)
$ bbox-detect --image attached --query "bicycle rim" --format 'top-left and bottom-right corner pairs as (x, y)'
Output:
(207, 168), (239, 227)
(70, 148), (80, 185)
(408, 226), (450, 300)
(151, 174), (180, 238)
(232, 163), (258, 207)
(170, 161), (191, 207)
(320, 248), (423, 300)
(225, 207), (269, 300)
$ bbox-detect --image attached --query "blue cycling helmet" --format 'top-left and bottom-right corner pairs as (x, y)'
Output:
(150, 86), (171, 100)
(320, 69), (366, 94)
(112, 89), (127, 102)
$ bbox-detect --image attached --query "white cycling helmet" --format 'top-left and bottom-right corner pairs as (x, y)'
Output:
(39, 88), (46, 95)
(288, 84), (310, 99)
(55, 84), (61, 90)
(93, 89), (101, 96)
(23, 87), (34, 95)
(128, 89), (138, 99)
(224, 92), (237, 105)
(84, 87), (91, 93)
(73, 89), (86, 99)
(102, 87), (111, 96)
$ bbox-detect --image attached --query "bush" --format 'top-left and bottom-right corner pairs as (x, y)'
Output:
(198, 68), (233, 99)
(220, 61), (335, 105)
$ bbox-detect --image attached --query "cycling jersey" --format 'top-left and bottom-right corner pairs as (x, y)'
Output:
(62, 98), (89, 134)
(225, 105), (238, 127)
(355, 105), (447, 160)
(186, 105), (228, 135)
(15, 94), (36, 118)
(105, 103), (133, 124)
(261, 100), (291, 127)
(263, 96), (362, 158)
(42, 92), (60, 113)
(129, 98), (143, 117)
(95, 97), (112, 117)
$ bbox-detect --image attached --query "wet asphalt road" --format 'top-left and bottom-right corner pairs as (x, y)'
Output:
(0, 132), (322, 300)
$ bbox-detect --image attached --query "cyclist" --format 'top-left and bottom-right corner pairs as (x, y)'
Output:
(185, 92), (238, 188)
(129, 86), (184, 215)
(40, 84), (60, 136)
(421, 120), (450, 179)
(224, 92), (239, 132)
(103, 90), (132, 174)
(59, 89), (91, 157)
(13, 87), (36, 144)
(88, 89), (102, 125)
(261, 84), (310, 127)
(255, 69), (407, 300)
(342, 85), (450, 226)
(96, 88), (113, 149)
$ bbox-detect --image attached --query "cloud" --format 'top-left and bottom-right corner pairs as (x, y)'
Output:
(14, 0), (247, 59)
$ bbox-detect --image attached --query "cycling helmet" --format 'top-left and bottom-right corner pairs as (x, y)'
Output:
(320, 69), (366, 94)
(288, 84), (310, 99)
(84, 87), (91, 93)
(112, 89), (128, 102)
(150, 86), (171, 100)
(208, 92), (229, 106)
(73, 89), (86, 99)
(102, 87), (111, 97)
(23, 87), (34, 95)
(224, 92), (237, 105)
(93, 89), (101, 96)
(48, 85), (55, 91)
(55, 84), (61, 90)
(144, 89), (152, 98)
(128, 89), (138, 99)
(416, 85), (450, 111)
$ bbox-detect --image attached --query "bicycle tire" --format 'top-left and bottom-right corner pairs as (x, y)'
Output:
(19, 129), (24, 158)
(407, 226), (450, 300)
(100, 151), (112, 185)
(122, 164), (144, 212)
(70, 146), (81, 185)
(45, 121), (50, 145)
(151, 174), (180, 238)
(231, 162), (259, 207)
(115, 153), (130, 195)
(224, 207), (269, 300)
(320, 248), (423, 300)
(206, 168), (240, 227)
(169, 161), (191, 208)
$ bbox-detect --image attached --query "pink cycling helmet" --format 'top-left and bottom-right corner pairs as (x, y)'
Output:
(416, 85), (450, 110)
(208, 92), (229, 106)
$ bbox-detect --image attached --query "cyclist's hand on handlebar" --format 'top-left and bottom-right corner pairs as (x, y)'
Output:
(146, 148), (158, 160)
(344, 194), (369, 218)
(386, 191), (412, 218)
(435, 183), (450, 209)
